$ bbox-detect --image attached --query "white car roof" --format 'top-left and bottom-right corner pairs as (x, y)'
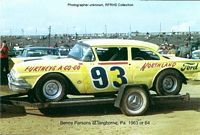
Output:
(193, 50), (200, 53)
(79, 39), (159, 51)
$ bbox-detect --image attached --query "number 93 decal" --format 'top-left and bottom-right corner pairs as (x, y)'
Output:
(90, 66), (128, 89)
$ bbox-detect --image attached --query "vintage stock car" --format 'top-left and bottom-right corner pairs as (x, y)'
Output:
(7, 39), (200, 115)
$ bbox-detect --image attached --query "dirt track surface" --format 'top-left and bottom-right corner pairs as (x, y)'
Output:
(0, 84), (200, 135)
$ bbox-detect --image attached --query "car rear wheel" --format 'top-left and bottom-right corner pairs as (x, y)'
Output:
(34, 73), (67, 102)
(155, 70), (182, 95)
(120, 87), (149, 116)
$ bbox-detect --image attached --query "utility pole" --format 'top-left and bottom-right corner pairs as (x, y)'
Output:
(129, 24), (132, 38)
(35, 28), (37, 35)
(85, 25), (87, 36)
(48, 26), (51, 47)
(21, 29), (24, 36)
(104, 25), (107, 38)
(159, 22), (162, 44)
(159, 22), (162, 34)
(189, 26), (190, 33)
(188, 26), (191, 45)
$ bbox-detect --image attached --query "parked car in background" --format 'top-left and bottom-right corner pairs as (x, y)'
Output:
(11, 46), (67, 63)
(20, 47), (59, 57)
(9, 46), (24, 57)
(58, 46), (70, 56)
(192, 50), (200, 59)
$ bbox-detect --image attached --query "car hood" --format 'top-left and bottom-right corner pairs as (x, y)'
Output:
(11, 55), (67, 64)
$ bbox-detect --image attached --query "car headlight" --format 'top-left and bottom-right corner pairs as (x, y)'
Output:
(13, 77), (27, 84)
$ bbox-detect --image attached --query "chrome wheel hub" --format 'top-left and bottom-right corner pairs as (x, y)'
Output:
(163, 75), (177, 92)
(127, 93), (143, 111)
(43, 80), (62, 99)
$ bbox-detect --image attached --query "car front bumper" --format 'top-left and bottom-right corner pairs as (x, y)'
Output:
(7, 73), (31, 93)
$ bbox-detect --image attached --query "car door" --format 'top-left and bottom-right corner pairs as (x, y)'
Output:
(130, 47), (162, 87)
(84, 46), (132, 94)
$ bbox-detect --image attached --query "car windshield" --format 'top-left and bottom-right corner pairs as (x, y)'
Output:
(68, 43), (94, 62)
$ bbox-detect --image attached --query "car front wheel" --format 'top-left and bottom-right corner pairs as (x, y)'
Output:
(34, 73), (67, 102)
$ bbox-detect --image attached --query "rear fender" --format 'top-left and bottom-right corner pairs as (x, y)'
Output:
(152, 68), (187, 87)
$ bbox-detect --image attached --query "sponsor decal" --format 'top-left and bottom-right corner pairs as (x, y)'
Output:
(24, 64), (81, 72)
(140, 62), (176, 71)
(181, 63), (199, 71)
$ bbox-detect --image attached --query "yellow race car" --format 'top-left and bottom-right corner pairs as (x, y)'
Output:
(8, 39), (200, 104)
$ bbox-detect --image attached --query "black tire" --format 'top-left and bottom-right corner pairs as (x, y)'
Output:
(28, 90), (37, 103)
(120, 87), (149, 116)
(34, 73), (67, 102)
(155, 70), (182, 96)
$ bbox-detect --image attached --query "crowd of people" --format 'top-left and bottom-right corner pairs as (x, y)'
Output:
(159, 42), (192, 58)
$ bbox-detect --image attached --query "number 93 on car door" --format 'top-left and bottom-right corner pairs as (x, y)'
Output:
(88, 65), (130, 92)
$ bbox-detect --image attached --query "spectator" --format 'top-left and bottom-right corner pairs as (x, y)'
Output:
(0, 40), (9, 75)
(161, 43), (169, 54)
(54, 42), (58, 48)
(179, 42), (191, 58)
(168, 44), (176, 54)
(175, 46), (180, 57)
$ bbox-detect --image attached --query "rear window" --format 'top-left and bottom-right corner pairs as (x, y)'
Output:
(132, 48), (160, 60)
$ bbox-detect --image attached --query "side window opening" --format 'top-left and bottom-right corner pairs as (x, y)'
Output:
(132, 47), (160, 60)
(96, 47), (128, 61)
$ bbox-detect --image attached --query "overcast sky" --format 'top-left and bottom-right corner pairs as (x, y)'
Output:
(0, 0), (200, 35)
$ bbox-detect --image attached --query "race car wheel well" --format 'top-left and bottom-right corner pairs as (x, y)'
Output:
(153, 68), (187, 88)
(153, 68), (186, 95)
(30, 72), (80, 102)
(36, 72), (80, 95)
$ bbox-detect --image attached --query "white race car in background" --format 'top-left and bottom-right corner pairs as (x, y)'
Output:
(192, 50), (200, 59)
